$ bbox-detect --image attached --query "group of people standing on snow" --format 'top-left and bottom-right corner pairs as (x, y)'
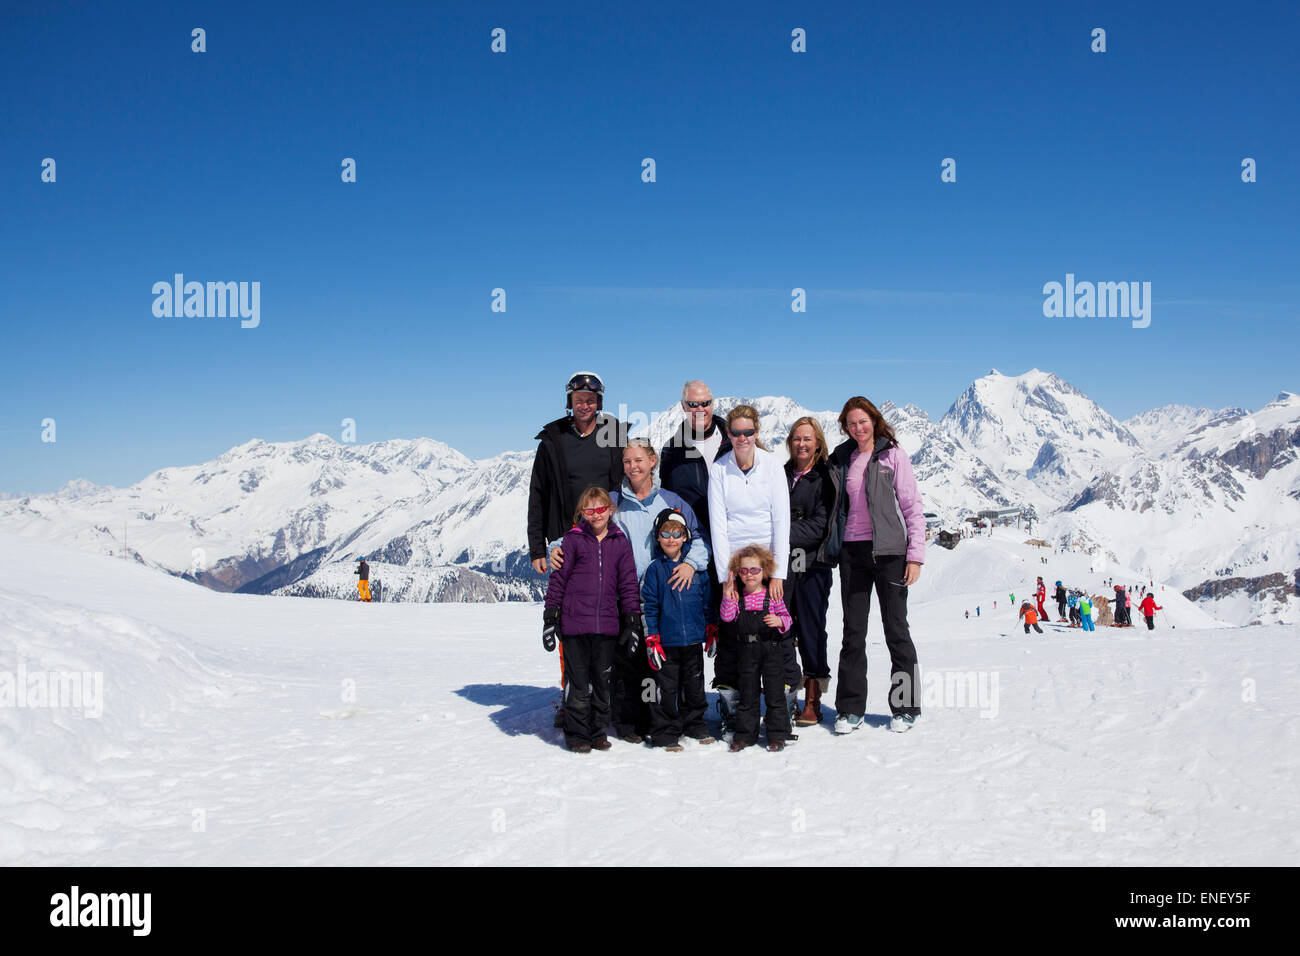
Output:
(529, 373), (926, 754)
(1015, 575), (1163, 632)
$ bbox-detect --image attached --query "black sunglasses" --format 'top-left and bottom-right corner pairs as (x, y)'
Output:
(685, 400), (712, 408)
(729, 428), (756, 438)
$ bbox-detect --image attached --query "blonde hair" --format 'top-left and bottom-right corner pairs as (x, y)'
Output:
(785, 416), (829, 465)
(573, 485), (615, 526)
(726, 405), (768, 452)
(728, 544), (776, 584)
(623, 437), (658, 462)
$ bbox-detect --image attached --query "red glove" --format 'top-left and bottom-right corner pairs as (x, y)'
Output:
(704, 624), (719, 659)
(646, 634), (666, 671)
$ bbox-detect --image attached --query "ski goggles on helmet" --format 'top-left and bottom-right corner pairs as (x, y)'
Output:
(566, 372), (604, 396)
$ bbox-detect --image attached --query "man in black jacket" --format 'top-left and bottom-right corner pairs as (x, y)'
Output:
(527, 371), (628, 574)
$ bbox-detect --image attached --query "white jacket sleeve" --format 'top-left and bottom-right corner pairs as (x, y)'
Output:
(708, 461), (731, 583)
(769, 454), (791, 578)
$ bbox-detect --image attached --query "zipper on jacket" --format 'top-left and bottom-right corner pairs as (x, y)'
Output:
(596, 533), (604, 628)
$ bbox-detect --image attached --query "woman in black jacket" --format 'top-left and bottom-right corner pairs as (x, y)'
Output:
(784, 417), (839, 725)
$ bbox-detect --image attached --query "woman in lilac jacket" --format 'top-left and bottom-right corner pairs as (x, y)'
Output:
(823, 397), (926, 735)
(543, 487), (642, 753)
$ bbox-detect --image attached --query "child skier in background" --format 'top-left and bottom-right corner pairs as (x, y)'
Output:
(1079, 593), (1095, 632)
(641, 509), (716, 751)
(543, 486), (643, 754)
(1019, 600), (1043, 634)
(720, 544), (794, 752)
(1054, 581), (1067, 621)
(1067, 591), (1081, 627)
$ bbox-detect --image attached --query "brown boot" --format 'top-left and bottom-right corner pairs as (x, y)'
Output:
(811, 678), (824, 722)
(794, 678), (819, 726)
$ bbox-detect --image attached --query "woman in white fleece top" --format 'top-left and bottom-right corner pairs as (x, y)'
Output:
(706, 405), (793, 736)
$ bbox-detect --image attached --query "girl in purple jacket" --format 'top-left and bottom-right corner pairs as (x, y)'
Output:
(542, 486), (643, 753)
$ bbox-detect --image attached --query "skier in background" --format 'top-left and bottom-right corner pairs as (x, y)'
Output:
(1139, 592), (1163, 630)
(355, 557), (371, 602)
(1054, 580), (1067, 621)
(1067, 591), (1081, 627)
(1079, 593), (1095, 632)
(1113, 584), (1129, 626)
(1035, 577), (1047, 620)
(1018, 600), (1043, 634)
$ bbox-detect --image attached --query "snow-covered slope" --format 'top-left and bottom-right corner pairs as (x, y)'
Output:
(1, 530), (1291, 865)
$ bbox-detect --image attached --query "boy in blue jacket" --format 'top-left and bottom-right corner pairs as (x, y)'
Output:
(642, 509), (717, 751)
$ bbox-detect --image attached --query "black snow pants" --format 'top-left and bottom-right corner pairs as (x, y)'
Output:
(834, 542), (920, 719)
(648, 644), (709, 746)
(561, 634), (615, 748)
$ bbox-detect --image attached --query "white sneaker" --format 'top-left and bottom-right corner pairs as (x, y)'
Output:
(889, 714), (917, 733)
(834, 713), (864, 735)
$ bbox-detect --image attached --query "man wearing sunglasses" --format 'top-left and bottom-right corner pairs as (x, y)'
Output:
(658, 380), (731, 544)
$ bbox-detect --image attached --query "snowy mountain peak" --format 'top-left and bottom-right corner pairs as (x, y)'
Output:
(934, 370), (1139, 509)
(57, 478), (112, 500)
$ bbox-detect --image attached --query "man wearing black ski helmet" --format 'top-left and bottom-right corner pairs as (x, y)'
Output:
(528, 370), (628, 574)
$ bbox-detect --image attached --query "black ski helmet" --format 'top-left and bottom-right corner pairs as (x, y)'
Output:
(652, 507), (690, 552)
(565, 370), (605, 410)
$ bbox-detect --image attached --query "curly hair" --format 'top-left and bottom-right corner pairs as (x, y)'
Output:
(728, 543), (777, 583)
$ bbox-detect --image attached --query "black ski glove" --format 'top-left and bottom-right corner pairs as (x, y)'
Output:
(619, 612), (644, 659)
(542, 607), (561, 653)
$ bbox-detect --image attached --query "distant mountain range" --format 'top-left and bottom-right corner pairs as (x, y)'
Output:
(3, 369), (1296, 624)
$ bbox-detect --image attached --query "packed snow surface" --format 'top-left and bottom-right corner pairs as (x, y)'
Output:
(1, 530), (1294, 865)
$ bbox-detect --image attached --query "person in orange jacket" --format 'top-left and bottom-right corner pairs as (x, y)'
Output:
(1138, 593), (1162, 630)
(1018, 600), (1043, 634)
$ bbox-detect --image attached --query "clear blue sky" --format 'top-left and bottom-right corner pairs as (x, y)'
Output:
(2, 0), (1297, 493)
